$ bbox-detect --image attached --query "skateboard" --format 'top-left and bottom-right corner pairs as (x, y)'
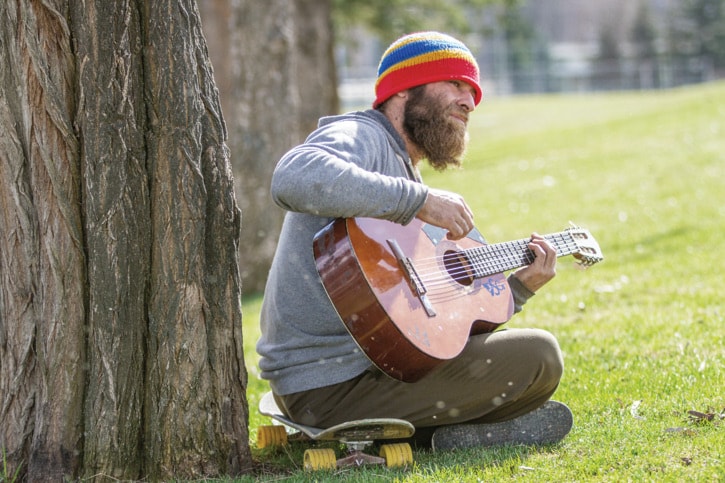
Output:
(257, 391), (415, 471)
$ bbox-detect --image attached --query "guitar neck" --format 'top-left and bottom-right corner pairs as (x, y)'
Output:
(466, 231), (579, 278)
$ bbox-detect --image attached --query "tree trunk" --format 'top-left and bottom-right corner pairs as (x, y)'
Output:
(0, 1), (251, 480)
(199, 0), (339, 293)
(295, 0), (339, 135)
(207, 0), (299, 294)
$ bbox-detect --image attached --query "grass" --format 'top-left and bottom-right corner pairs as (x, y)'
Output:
(238, 81), (725, 481)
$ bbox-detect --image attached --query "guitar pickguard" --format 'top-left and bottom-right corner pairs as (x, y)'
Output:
(422, 223), (487, 246)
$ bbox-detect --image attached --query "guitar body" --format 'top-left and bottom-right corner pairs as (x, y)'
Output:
(313, 217), (514, 383)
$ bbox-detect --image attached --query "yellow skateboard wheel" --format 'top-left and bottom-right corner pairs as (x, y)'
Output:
(304, 448), (337, 471)
(379, 442), (413, 467)
(257, 425), (287, 448)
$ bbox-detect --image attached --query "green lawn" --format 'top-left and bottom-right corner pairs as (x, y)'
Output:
(239, 81), (724, 482)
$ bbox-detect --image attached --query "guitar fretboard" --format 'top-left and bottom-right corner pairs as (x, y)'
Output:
(466, 232), (580, 279)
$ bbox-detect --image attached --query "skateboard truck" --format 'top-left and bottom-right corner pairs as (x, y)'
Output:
(307, 441), (385, 469)
(341, 441), (382, 466)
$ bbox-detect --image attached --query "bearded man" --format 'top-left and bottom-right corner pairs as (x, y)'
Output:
(257, 32), (573, 450)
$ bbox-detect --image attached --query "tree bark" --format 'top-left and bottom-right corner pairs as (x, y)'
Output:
(70, 2), (149, 477)
(140, 1), (249, 477)
(0, 1), (250, 480)
(1, 1), (86, 478)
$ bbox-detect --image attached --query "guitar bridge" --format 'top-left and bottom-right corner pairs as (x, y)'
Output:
(387, 239), (436, 317)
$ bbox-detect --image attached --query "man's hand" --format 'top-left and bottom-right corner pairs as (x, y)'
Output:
(512, 234), (557, 293)
(416, 188), (474, 240)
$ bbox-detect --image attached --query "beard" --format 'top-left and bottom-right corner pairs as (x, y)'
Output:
(403, 85), (469, 171)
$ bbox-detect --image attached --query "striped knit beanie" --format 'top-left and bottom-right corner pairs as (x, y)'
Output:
(373, 31), (482, 108)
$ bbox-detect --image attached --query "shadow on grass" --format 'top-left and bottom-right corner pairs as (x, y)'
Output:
(247, 438), (557, 482)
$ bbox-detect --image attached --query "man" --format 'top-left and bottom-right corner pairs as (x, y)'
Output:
(257, 31), (572, 450)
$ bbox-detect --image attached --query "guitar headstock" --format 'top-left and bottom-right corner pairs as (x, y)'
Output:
(565, 223), (604, 267)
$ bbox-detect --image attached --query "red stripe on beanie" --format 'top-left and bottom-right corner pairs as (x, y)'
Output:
(374, 57), (482, 108)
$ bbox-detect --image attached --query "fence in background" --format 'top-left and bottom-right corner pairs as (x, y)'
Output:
(339, 54), (720, 108)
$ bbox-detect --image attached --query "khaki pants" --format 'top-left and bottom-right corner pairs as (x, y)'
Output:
(275, 328), (564, 433)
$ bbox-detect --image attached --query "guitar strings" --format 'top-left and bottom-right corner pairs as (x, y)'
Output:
(407, 234), (580, 289)
(412, 233), (580, 273)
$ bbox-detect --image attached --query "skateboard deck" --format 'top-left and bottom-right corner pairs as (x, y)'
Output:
(257, 391), (415, 470)
(259, 391), (415, 441)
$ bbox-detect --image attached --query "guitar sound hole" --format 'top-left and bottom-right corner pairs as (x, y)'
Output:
(443, 250), (474, 286)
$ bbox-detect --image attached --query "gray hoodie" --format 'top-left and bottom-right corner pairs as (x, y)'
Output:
(256, 110), (533, 396)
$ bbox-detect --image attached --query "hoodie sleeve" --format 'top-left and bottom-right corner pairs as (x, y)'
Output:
(507, 274), (536, 313)
(271, 116), (428, 225)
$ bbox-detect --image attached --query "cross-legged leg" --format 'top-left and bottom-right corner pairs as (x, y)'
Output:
(275, 327), (564, 429)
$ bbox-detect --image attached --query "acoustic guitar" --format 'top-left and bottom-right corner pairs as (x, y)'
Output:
(313, 217), (603, 382)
